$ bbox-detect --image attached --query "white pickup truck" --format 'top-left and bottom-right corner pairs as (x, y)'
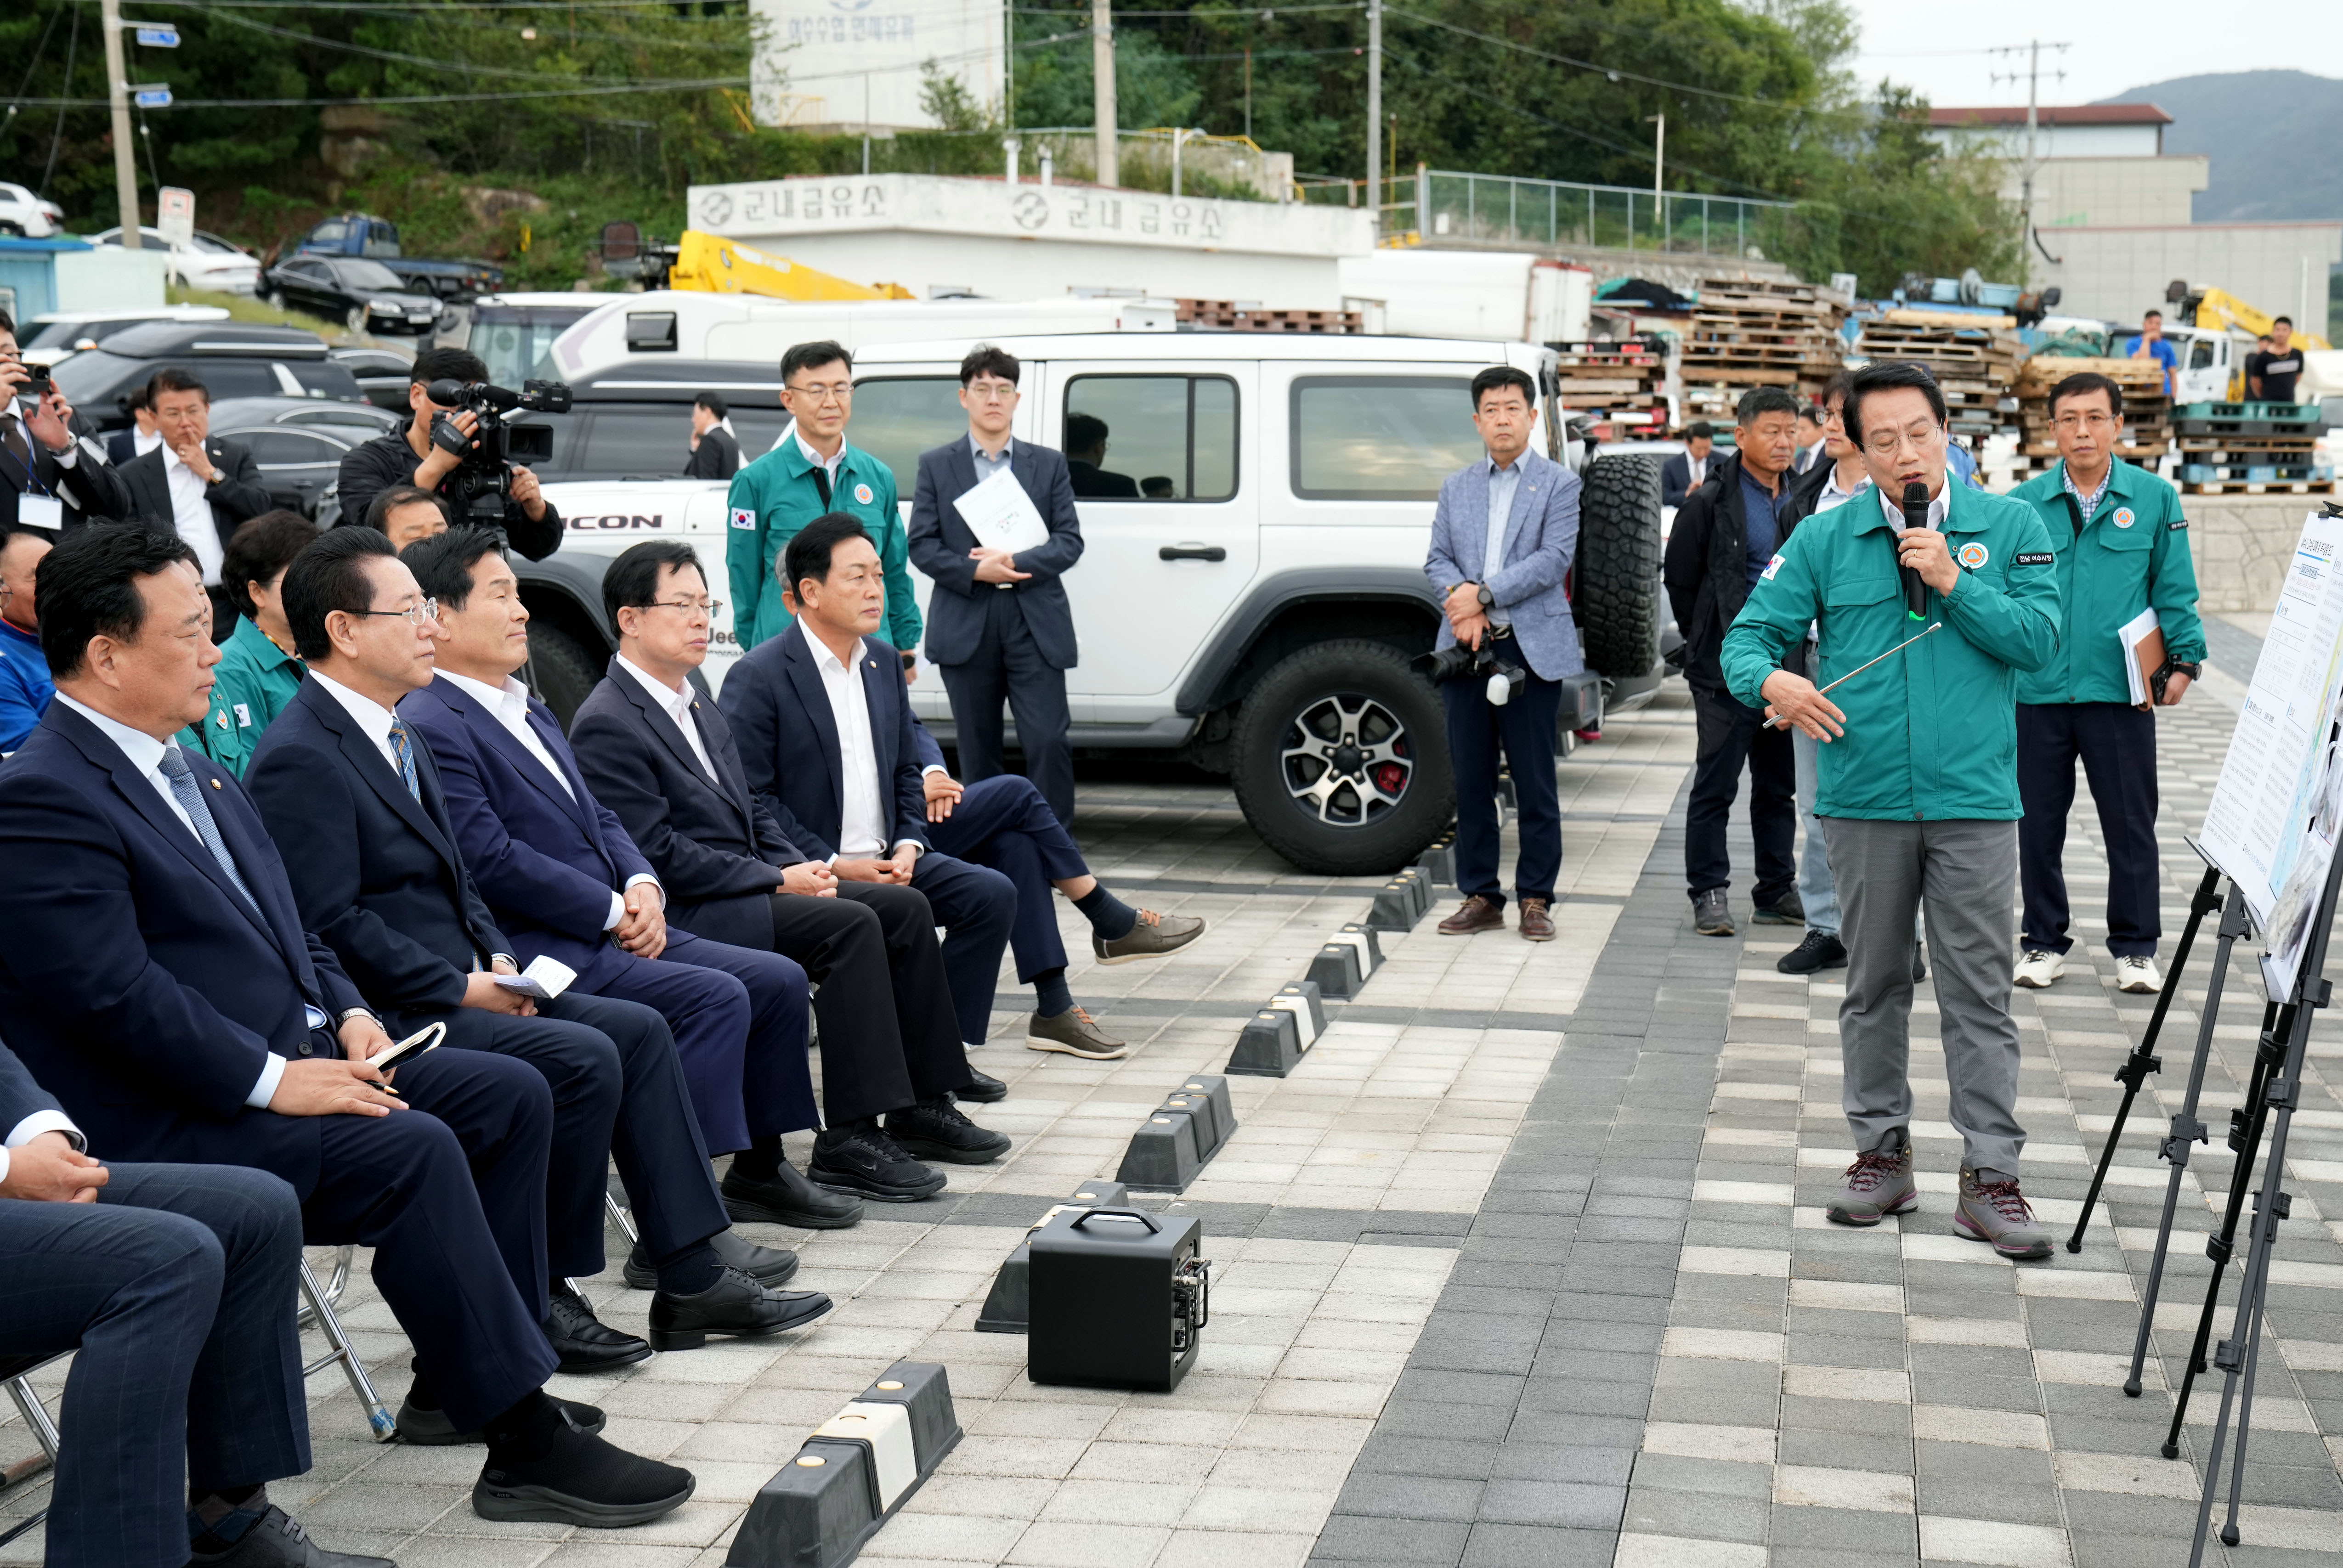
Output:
(515, 330), (1662, 874)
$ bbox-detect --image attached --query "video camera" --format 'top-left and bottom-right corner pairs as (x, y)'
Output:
(1415, 641), (1529, 707)
(425, 377), (572, 522)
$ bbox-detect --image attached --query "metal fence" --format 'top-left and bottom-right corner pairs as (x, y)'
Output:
(1305, 169), (1796, 255)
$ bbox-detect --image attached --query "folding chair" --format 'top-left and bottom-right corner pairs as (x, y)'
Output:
(293, 1250), (396, 1441)
(0, 1352), (64, 1549)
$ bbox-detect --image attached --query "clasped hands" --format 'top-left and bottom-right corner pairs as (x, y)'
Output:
(1443, 581), (1490, 650)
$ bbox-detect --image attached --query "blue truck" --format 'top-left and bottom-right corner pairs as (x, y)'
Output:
(293, 213), (504, 304)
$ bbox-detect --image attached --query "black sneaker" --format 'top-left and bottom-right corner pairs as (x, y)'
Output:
(1751, 888), (1805, 925)
(1692, 888), (1735, 936)
(956, 1066), (1008, 1103)
(809, 1122), (948, 1201)
(1777, 930), (1847, 975)
(474, 1411), (695, 1528)
(398, 1390), (606, 1447)
(720, 1162), (865, 1230)
(543, 1285), (650, 1374)
(885, 1096), (1011, 1165)
(622, 1229), (800, 1292)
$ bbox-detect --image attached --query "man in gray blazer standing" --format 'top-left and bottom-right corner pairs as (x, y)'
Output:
(1424, 366), (1582, 942)
(906, 344), (1086, 828)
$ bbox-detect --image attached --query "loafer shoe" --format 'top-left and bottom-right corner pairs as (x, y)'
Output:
(1517, 896), (1555, 942)
(1751, 889), (1805, 925)
(1026, 1006), (1128, 1059)
(1955, 1166), (2052, 1259)
(474, 1413), (695, 1528)
(2014, 948), (2066, 988)
(721, 1162), (865, 1230)
(1692, 888), (1735, 936)
(1826, 1128), (1918, 1226)
(1093, 908), (1206, 964)
(809, 1123), (948, 1201)
(1438, 894), (1505, 935)
(1776, 930), (1846, 974)
(956, 1066), (1008, 1103)
(543, 1286), (651, 1373)
(885, 1095), (1011, 1164)
(189, 1505), (394, 1567)
(623, 1229), (799, 1292)
(646, 1266), (833, 1351)
(397, 1393), (606, 1447)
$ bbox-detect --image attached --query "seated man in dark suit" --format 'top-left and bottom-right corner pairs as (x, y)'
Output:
(118, 370), (272, 639)
(570, 541), (1011, 1130)
(0, 1036), (390, 1568)
(400, 528), (1006, 1207)
(906, 707), (1203, 1059)
(0, 525), (693, 1529)
(245, 528), (827, 1352)
(1062, 411), (1139, 499)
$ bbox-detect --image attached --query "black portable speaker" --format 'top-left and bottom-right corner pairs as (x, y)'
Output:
(1026, 1208), (1209, 1392)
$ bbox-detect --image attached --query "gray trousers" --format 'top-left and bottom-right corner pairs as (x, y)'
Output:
(1820, 815), (2026, 1176)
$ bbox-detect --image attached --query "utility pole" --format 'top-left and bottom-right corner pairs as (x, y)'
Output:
(1990, 39), (2066, 288)
(99, 0), (141, 247)
(1648, 113), (1664, 242)
(1364, 0), (1382, 236)
(1092, 0), (1118, 188)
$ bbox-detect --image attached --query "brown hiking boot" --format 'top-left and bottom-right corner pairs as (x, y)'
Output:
(1826, 1128), (1918, 1226)
(1517, 897), (1555, 941)
(1439, 895), (1505, 935)
(1955, 1166), (2052, 1260)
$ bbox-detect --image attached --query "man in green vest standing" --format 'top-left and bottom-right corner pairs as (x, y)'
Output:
(1723, 361), (2064, 1260)
(726, 341), (922, 655)
(2008, 371), (2203, 996)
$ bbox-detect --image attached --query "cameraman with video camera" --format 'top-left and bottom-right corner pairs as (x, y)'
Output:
(336, 347), (566, 559)
(1423, 366), (1581, 943)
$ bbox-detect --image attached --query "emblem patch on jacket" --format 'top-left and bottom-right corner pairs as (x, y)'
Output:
(1957, 542), (1989, 570)
(1760, 553), (1785, 581)
(2112, 507), (2136, 529)
(730, 507), (755, 530)
(854, 482), (874, 506)
(2014, 552), (2054, 566)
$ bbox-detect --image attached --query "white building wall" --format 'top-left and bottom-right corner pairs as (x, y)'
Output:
(750, 0), (1004, 129)
(2025, 222), (2342, 326)
(2006, 157), (2207, 229)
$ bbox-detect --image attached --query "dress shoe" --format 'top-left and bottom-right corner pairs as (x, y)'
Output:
(956, 1066), (1008, 1103)
(647, 1267), (833, 1351)
(1438, 894), (1504, 935)
(721, 1161), (865, 1229)
(1025, 1006), (1127, 1059)
(543, 1285), (651, 1373)
(188, 1506), (393, 1567)
(397, 1392), (606, 1446)
(623, 1229), (800, 1291)
(473, 1413), (695, 1528)
(1517, 896), (1555, 942)
(1092, 908), (1206, 964)
(886, 1095), (1011, 1164)
(809, 1122), (947, 1201)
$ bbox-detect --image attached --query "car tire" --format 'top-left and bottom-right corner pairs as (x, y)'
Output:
(523, 624), (602, 731)
(1576, 452), (1664, 678)
(1231, 638), (1455, 877)
(265, 290), (287, 313)
(345, 305), (368, 334)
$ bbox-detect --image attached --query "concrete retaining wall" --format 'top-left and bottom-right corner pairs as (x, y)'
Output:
(2188, 493), (2334, 611)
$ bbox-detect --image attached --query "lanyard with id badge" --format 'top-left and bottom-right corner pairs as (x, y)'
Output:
(3, 406), (66, 533)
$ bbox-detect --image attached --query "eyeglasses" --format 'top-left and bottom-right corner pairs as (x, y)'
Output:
(641, 598), (723, 616)
(784, 381), (853, 405)
(1862, 425), (1944, 459)
(964, 384), (1018, 403)
(2051, 412), (2117, 432)
(352, 599), (441, 626)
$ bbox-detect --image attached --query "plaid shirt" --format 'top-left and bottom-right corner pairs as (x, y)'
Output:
(2061, 462), (2113, 524)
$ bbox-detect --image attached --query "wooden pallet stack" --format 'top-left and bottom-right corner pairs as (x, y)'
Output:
(1679, 277), (1845, 423)
(1855, 310), (2025, 450)
(1547, 338), (1671, 437)
(1174, 299), (1361, 333)
(2008, 357), (2171, 487)
(2172, 401), (2334, 495)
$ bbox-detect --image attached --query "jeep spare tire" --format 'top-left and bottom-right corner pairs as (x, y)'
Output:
(1233, 639), (1454, 877)
(523, 624), (602, 731)
(1576, 452), (1664, 677)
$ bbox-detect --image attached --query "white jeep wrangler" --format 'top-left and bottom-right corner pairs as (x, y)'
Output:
(516, 331), (1663, 875)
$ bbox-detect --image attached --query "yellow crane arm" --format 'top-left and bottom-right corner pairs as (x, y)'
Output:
(667, 230), (913, 300)
(2194, 287), (2331, 351)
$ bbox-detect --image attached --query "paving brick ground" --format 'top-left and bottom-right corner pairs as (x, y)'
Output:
(8, 643), (2343, 1567)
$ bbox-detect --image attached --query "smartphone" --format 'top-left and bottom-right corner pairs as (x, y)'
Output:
(368, 1020), (446, 1075)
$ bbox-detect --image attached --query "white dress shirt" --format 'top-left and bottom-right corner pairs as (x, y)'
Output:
(0, 1105), (86, 1186)
(134, 426), (164, 458)
(311, 671), (404, 774)
(431, 670), (658, 929)
(795, 428), (847, 489)
(1875, 484), (1951, 532)
(616, 654), (718, 784)
(1817, 464), (1872, 513)
(163, 443), (225, 587)
(1685, 454), (1707, 489)
(798, 619), (918, 861)
(54, 691), (314, 1109)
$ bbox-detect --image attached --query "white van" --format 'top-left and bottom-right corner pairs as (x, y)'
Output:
(523, 331), (1663, 873)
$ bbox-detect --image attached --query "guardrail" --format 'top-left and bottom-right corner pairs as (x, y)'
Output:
(1302, 168), (1794, 256)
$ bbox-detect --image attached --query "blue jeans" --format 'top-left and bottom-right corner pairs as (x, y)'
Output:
(1794, 728), (1841, 937)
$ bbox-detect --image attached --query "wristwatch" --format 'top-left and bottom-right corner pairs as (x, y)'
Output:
(1475, 585), (1494, 609)
(2167, 661), (2202, 680)
(335, 1007), (379, 1030)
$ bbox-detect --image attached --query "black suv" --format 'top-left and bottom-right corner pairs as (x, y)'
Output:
(49, 323), (364, 430)
(511, 359), (790, 482)
(205, 397), (404, 517)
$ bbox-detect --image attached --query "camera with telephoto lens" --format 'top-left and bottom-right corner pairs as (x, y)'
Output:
(426, 377), (572, 522)
(1415, 641), (1529, 706)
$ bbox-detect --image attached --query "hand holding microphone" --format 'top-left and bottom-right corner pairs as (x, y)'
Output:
(1900, 480), (1930, 620)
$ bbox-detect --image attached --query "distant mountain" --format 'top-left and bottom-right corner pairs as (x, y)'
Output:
(2099, 71), (2343, 223)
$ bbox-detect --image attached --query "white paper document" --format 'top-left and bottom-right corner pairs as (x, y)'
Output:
(492, 954), (578, 1000)
(2117, 607), (2162, 705)
(951, 466), (1051, 555)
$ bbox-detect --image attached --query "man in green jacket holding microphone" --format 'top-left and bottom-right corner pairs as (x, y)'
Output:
(2008, 371), (2204, 996)
(1723, 362), (2064, 1259)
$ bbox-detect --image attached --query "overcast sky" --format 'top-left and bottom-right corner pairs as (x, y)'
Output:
(1842, 0), (2342, 107)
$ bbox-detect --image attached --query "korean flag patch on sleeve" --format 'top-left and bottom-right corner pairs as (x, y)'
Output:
(730, 507), (756, 531)
(1759, 553), (1786, 582)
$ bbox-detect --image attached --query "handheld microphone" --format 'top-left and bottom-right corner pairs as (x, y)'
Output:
(1899, 480), (1930, 621)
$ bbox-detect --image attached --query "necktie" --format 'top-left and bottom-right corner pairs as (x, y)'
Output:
(155, 746), (265, 919)
(387, 721), (423, 803)
(0, 414), (31, 480)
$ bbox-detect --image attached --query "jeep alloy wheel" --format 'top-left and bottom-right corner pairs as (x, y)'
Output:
(1232, 639), (1454, 876)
